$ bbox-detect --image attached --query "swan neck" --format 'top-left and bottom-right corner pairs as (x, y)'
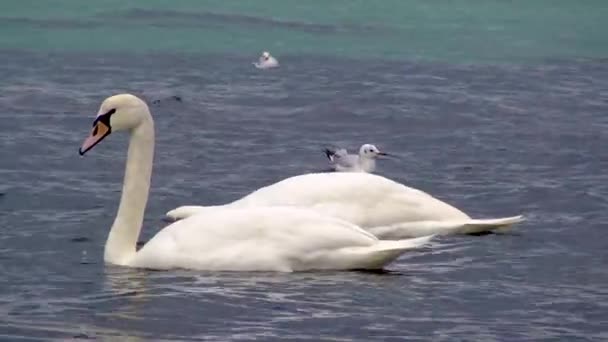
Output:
(104, 118), (155, 265)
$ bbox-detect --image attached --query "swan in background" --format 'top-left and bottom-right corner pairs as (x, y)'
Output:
(325, 143), (388, 173)
(253, 51), (279, 69)
(166, 173), (524, 239)
(78, 94), (434, 272)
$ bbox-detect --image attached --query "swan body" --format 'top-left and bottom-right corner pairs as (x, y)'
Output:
(167, 172), (524, 239)
(132, 207), (433, 272)
(253, 51), (279, 69)
(325, 143), (387, 173)
(78, 94), (433, 272)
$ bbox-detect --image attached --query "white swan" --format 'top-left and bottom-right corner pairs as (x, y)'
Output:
(253, 51), (279, 69)
(325, 143), (387, 173)
(166, 174), (524, 239)
(78, 94), (434, 272)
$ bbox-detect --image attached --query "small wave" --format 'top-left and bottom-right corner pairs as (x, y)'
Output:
(116, 8), (387, 34)
(0, 17), (98, 29)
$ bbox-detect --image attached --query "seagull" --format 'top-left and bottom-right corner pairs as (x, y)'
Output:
(253, 51), (279, 69)
(324, 144), (388, 173)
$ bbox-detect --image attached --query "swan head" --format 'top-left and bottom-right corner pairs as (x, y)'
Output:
(359, 144), (388, 159)
(79, 94), (150, 155)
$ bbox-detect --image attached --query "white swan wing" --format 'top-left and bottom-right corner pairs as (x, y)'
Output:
(167, 173), (466, 224)
(134, 206), (431, 271)
(229, 174), (524, 237)
(232, 173), (469, 221)
(166, 173), (524, 238)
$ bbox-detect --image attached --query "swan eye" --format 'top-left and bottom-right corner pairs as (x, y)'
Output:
(91, 108), (116, 128)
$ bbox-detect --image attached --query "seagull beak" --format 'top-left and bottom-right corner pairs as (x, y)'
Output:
(378, 152), (389, 157)
(79, 119), (111, 156)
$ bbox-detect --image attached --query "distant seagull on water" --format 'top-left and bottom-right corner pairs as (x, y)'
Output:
(253, 51), (279, 69)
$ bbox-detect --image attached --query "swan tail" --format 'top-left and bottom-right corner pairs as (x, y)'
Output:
(338, 235), (435, 270)
(368, 215), (525, 239)
(459, 215), (525, 234)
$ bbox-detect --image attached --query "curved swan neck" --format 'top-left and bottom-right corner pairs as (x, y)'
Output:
(104, 116), (155, 265)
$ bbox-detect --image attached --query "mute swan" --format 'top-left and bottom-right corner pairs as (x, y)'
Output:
(166, 175), (524, 240)
(325, 143), (388, 173)
(253, 51), (279, 69)
(78, 94), (434, 272)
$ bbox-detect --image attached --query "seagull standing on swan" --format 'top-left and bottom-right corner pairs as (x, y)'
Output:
(325, 144), (388, 173)
(78, 94), (433, 272)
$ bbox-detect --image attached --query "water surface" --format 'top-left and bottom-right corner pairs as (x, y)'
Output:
(1, 1), (608, 340)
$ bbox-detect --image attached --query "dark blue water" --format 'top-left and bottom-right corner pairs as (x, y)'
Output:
(1, 51), (607, 340)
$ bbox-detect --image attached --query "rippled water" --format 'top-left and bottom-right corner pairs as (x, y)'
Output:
(1, 51), (607, 340)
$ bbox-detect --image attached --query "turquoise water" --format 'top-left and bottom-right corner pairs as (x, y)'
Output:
(2, 0), (607, 62)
